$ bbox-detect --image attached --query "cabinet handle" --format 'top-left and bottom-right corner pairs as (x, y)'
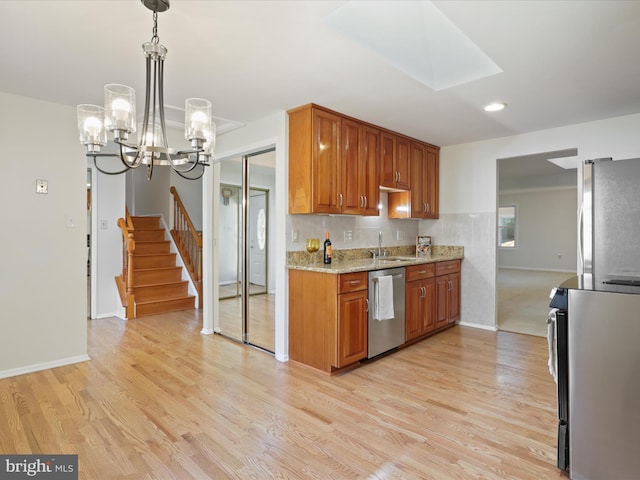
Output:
(349, 280), (361, 285)
(365, 299), (369, 312)
(421, 286), (426, 298)
(339, 193), (343, 207)
(423, 203), (427, 213)
(418, 270), (427, 274)
(364, 196), (367, 208)
(426, 203), (430, 213)
(396, 171), (400, 182)
(448, 280), (452, 291)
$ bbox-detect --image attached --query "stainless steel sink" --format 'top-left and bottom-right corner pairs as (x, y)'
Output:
(374, 256), (416, 263)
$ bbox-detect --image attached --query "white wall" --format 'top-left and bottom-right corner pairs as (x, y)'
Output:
(498, 188), (577, 272)
(0, 92), (89, 377)
(93, 167), (126, 318)
(130, 165), (171, 221)
(422, 113), (640, 330)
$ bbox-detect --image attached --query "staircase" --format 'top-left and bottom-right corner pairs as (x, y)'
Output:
(123, 215), (195, 318)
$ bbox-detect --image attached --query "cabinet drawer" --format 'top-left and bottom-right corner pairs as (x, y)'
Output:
(338, 272), (368, 293)
(406, 264), (435, 282)
(436, 260), (461, 276)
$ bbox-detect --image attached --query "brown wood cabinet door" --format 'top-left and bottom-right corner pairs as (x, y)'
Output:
(421, 278), (436, 333)
(409, 142), (426, 219)
(435, 275), (449, 329)
(360, 125), (380, 216)
(405, 280), (424, 341)
(448, 272), (461, 323)
(312, 109), (342, 214)
(336, 290), (368, 367)
(379, 131), (396, 188)
(424, 146), (439, 218)
(395, 136), (411, 190)
(341, 118), (361, 214)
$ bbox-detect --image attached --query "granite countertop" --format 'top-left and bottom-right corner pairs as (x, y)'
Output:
(287, 245), (464, 275)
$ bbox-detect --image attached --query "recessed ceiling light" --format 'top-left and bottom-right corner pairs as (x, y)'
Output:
(484, 102), (507, 112)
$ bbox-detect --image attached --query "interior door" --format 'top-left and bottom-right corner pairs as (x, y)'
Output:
(249, 190), (267, 289)
(216, 149), (275, 353)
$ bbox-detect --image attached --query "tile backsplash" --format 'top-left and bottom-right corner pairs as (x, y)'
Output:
(286, 192), (420, 251)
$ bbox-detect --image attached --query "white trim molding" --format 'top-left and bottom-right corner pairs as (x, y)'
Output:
(456, 321), (498, 332)
(0, 355), (91, 380)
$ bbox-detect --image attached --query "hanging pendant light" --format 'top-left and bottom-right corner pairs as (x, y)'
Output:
(76, 0), (215, 180)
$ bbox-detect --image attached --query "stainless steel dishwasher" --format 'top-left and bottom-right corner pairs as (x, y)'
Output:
(368, 267), (405, 358)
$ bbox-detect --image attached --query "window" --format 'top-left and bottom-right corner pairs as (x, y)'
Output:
(498, 205), (517, 248)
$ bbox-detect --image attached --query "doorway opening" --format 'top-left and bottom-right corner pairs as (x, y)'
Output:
(496, 149), (578, 336)
(217, 148), (275, 353)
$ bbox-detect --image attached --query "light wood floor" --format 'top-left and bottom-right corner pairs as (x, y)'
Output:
(498, 269), (574, 337)
(0, 310), (564, 479)
(218, 292), (275, 352)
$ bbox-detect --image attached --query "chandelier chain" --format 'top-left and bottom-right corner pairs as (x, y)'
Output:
(152, 11), (159, 44)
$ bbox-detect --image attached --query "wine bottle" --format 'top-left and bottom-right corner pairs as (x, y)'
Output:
(323, 231), (332, 264)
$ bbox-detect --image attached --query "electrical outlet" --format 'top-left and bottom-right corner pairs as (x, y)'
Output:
(65, 215), (76, 229)
(100, 219), (108, 230)
(344, 230), (353, 242)
(291, 229), (299, 242)
(396, 230), (404, 241)
(36, 179), (48, 194)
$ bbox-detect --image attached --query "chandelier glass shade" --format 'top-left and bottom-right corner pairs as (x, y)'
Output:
(77, 0), (215, 180)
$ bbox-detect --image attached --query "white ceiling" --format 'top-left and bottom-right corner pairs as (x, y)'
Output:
(1, 0), (640, 148)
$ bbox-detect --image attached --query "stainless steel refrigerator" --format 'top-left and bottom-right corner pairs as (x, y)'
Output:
(552, 157), (640, 479)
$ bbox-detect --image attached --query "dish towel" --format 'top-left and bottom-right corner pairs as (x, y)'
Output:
(375, 275), (395, 321)
(547, 308), (558, 384)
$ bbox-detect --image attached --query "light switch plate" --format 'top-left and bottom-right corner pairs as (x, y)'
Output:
(344, 230), (353, 242)
(36, 179), (48, 194)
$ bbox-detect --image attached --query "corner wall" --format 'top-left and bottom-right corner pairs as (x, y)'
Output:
(0, 92), (89, 377)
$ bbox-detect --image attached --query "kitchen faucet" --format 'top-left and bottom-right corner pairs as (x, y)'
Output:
(371, 231), (387, 258)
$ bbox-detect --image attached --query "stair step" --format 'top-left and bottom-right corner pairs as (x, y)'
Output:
(133, 253), (177, 269)
(131, 216), (161, 229)
(133, 229), (166, 241)
(135, 295), (195, 317)
(135, 240), (171, 255)
(133, 281), (189, 302)
(133, 266), (183, 285)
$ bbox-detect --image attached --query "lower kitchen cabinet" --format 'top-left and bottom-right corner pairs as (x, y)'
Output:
(288, 258), (461, 373)
(405, 264), (436, 341)
(337, 289), (368, 367)
(289, 270), (368, 373)
(435, 260), (461, 327)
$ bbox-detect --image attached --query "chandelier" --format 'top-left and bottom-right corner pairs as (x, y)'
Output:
(76, 0), (215, 180)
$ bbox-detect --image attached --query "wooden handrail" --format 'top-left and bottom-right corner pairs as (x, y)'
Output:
(170, 186), (203, 308)
(117, 217), (135, 319)
(125, 207), (134, 230)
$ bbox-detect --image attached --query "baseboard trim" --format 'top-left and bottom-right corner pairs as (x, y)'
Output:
(457, 321), (498, 332)
(0, 355), (91, 380)
(200, 328), (214, 335)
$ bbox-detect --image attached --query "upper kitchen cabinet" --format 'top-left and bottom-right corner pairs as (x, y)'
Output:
(388, 142), (439, 219)
(289, 104), (341, 214)
(288, 104), (379, 216)
(379, 131), (410, 190)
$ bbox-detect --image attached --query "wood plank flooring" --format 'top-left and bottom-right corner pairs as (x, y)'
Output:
(218, 293), (275, 352)
(0, 311), (565, 479)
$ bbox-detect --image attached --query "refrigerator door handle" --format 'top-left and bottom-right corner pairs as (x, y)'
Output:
(578, 204), (584, 274)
